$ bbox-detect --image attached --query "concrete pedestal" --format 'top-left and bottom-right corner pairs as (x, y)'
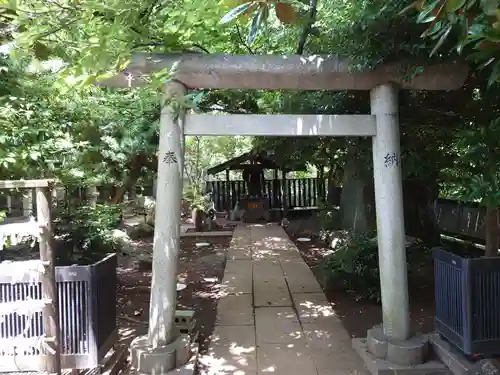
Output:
(353, 324), (447, 375)
(130, 331), (196, 375)
(429, 333), (500, 375)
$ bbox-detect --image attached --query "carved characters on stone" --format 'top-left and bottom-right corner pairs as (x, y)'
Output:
(163, 151), (178, 164)
(383, 152), (399, 168)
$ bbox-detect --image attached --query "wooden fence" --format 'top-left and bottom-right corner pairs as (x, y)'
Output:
(206, 179), (490, 242)
(0, 185), (155, 216)
(0, 178), (490, 242)
(205, 178), (327, 212)
(434, 199), (488, 242)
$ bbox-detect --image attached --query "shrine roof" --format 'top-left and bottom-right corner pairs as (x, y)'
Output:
(207, 150), (306, 175)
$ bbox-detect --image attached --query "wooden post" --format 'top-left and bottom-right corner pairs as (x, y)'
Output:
(6, 194), (12, 214)
(273, 169), (278, 209)
(318, 166), (325, 200)
(226, 169), (231, 218)
(22, 190), (33, 217)
(281, 169), (288, 219)
(36, 186), (61, 375)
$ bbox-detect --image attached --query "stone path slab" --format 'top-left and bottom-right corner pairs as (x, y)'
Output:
(199, 223), (368, 375)
(216, 294), (254, 326)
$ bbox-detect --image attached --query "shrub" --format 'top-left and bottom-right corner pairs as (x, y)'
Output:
(317, 200), (341, 243)
(322, 231), (432, 303)
(54, 203), (122, 262)
(183, 184), (211, 211)
(322, 231), (381, 302)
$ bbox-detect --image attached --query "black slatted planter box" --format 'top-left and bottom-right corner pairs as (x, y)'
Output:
(433, 247), (500, 357)
(0, 253), (118, 372)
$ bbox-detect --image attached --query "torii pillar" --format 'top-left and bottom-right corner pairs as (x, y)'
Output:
(371, 83), (409, 340)
(129, 80), (192, 374)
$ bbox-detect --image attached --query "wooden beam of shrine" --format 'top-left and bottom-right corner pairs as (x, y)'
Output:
(184, 114), (376, 137)
(99, 53), (468, 91)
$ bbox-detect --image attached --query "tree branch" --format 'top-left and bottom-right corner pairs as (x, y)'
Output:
(235, 25), (254, 54)
(189, 44), (211, 53)
(296, 0), (319, 55)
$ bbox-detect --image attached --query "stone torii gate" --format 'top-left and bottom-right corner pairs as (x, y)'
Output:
(103, 54), (468, 374)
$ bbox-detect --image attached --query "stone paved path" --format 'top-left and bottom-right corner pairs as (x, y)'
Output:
(198, 223), (368, 375)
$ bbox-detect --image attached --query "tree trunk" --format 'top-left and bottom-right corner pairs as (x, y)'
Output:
(109, 154), (158, 204)
(339, 158), (375, 233)
(485, 205), (499, 257)
(326, 167), (342, 206)
(110, 156), (144, 204)
(110, 173), (140, 204)
(317, 166), (325, 200)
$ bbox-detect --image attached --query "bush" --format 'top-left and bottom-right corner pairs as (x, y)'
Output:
(54, 203), (122, 262)
(322, 231), (432, 303)
(317, 200), (341, 244)
(183, 184), (211, 211)
(322, 231), (381, 302)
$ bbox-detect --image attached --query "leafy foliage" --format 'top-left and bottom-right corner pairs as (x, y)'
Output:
(0, 0), (499, 260)
(322, 232), (381, 302)
(322, 232), (433, 303)
(407, 0), (500, 84)
(1, 0), (232, 84)
(455, 118), (500, 206)
(183, 134), (252, 211)
(220, 0), (298, 44)
(317, 201), (341, 241)
(53, 204), (122, 262)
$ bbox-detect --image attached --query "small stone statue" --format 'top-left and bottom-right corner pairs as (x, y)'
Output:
(281, 218), (290, 228)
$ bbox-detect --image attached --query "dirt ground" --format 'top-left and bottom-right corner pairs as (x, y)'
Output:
(116, 235), (231, 353)
(286, 230), (436, 338)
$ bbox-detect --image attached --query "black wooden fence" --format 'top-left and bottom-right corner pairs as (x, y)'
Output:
(205, 178), (327, 212)
(0, 179), (490, 242)
(206, 179), (491, 242)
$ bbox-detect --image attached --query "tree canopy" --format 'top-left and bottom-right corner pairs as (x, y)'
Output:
(0, 0), (499, 252)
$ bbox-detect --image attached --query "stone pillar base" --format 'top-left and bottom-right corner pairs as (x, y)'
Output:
(130, 332), (198, 375)
(352, 324), (447, 375)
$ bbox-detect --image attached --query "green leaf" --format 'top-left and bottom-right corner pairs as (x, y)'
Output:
(248, 5), (268, 44)
(487, 61), (500, 87)
(6, 0), (17, 11)
(481, 0), (498, 16)
(445, 0), (466, 13)
(428, 21), (446, 38)
(220, 1), (254, 24)
(417, 0), (441, 23)
(33, 42), (51, 60)
(478, 56), (495, 69)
